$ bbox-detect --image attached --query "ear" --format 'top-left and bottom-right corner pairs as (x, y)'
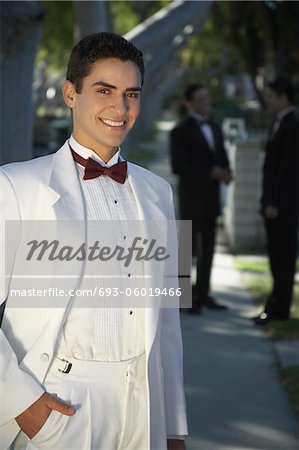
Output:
(62, 80), (77, 108)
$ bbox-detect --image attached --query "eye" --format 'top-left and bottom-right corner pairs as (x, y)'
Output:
(126, 92), (140, 99)
(96, 88), (110, 94)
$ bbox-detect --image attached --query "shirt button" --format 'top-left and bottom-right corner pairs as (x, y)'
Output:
(129, 310), (133, 315)
(127, 350), (132, 355)
(114, 200), (118, 204)
(128, 273), (131, 278)
(123, 235), (126, 240)
(41, 353), (50, 362)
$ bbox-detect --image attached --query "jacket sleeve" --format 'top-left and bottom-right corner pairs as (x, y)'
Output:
(161, 183), (188, 436)
(217, 125), (231, 170)
(263, 119), (299, 211)
(0, 171), (44, 438)
(170, 126), (213, 181)
(0, 332), (45, 425)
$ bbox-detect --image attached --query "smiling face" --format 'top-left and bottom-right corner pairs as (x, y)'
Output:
(62, 58), (142, 161)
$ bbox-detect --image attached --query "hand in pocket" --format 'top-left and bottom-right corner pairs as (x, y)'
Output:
(15, 392), (76, 439)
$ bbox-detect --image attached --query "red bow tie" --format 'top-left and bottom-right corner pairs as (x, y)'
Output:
(70, 147), (127, 184)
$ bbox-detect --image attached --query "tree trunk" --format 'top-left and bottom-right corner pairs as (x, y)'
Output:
(74, 0), (112, 42)
(126, 0), (211, 51)
(0, 1), (44, 164)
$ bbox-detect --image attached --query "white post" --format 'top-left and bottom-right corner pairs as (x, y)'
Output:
(224, 138), (266, 252)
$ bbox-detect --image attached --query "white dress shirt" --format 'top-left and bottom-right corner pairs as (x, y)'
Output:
(271, 105), (297, 138)
(190, 111), (215, 150)
(56, 136), (145, 361)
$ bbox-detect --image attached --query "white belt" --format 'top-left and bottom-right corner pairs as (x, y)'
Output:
(49, 353), (146, 382)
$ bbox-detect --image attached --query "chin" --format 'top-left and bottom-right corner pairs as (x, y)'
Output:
(111, 134), (129, 147)
(110, 139), (125, 147)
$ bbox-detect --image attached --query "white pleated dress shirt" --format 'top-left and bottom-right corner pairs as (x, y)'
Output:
(190, 111), (215, 150)
(56, 136), (145, 361)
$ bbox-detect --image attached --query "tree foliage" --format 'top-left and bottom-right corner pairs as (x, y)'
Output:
(214, 0), (299, 79)
(37, 0), (170, 69)
(110, 0), (139, 35)
(110, 0), (170, 34)
(180, 1), (299, 102)
(128, 0), (170, 22)
(37, 1), (74, 70)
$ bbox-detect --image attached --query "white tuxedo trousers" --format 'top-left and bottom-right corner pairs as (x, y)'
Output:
(12, 354), (148, 450)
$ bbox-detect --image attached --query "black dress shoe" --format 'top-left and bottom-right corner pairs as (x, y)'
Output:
(250, 313), (275, 321)
(254, 312), (271, 325)
(253, 312), (288, 325)
(180, 307), (201, 315)
(205, 296), (228, 310)
(187, 306), (202, 315)
(251, 314), (262, 321)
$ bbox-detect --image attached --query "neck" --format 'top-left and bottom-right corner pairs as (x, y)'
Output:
(190, 111), (209, 120)
(72, 133), (118, 163)
(93, 147), (118, 163)
(277, 102), (291, 115)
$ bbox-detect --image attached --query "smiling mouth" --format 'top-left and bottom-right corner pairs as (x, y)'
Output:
(100, 118), (126, 127)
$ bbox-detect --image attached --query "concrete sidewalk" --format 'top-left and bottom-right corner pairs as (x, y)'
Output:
(142, 120), (299, 450)
(182, 251), (299, 450)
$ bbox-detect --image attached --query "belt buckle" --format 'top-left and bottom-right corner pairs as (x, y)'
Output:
(58, 357), (72, 374)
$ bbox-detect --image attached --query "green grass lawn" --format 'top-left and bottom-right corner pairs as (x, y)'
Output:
(237, 258), (299, 274)
(280, 367), (299, 418)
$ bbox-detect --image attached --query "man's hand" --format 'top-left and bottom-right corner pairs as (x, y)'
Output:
(211, 167), (233, 184)
(15, 392), (76, 439)
(167, 438), (186, 450)
(264, 205), (279, 219)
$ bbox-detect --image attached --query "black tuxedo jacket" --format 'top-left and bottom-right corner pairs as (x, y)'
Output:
(261, 110), (299, 215)
(170, 115), (230, 220)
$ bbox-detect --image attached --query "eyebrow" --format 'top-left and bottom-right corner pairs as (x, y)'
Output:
(91, 81), (142, 92)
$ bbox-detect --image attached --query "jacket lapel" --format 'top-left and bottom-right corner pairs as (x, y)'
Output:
(189, 117), (214, 156)
(19, 142), (88, 381)
(127, 163), (166, 221)
(127, 164), (167, 352)
(49, 141), (86, 222)
(47, 141), (86, 314)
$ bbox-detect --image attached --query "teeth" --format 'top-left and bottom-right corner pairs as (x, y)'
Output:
(101, 118), (125, 127)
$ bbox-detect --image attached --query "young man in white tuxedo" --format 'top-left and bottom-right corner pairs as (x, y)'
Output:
(0, 32), (187, 450)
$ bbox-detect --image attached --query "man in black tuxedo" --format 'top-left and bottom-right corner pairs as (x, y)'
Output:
(170, 84), (232, 313)
(254, 78), (299, 325)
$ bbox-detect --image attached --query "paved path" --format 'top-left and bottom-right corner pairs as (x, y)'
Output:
(182, 251), (299, 450)
(142, 120), (299, 450)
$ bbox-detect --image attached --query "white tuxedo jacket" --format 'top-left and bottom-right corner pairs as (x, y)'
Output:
(0, 141), (188, 449)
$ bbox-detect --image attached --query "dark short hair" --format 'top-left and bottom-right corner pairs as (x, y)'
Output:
(185, 84), (205, 101)
(66, 32), (144, 93)
(268, 78), (294, 103)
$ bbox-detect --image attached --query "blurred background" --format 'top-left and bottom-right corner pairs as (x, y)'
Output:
(1, 0), (299, 162)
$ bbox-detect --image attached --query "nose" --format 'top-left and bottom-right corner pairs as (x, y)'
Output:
(111, 94), (129, 116)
